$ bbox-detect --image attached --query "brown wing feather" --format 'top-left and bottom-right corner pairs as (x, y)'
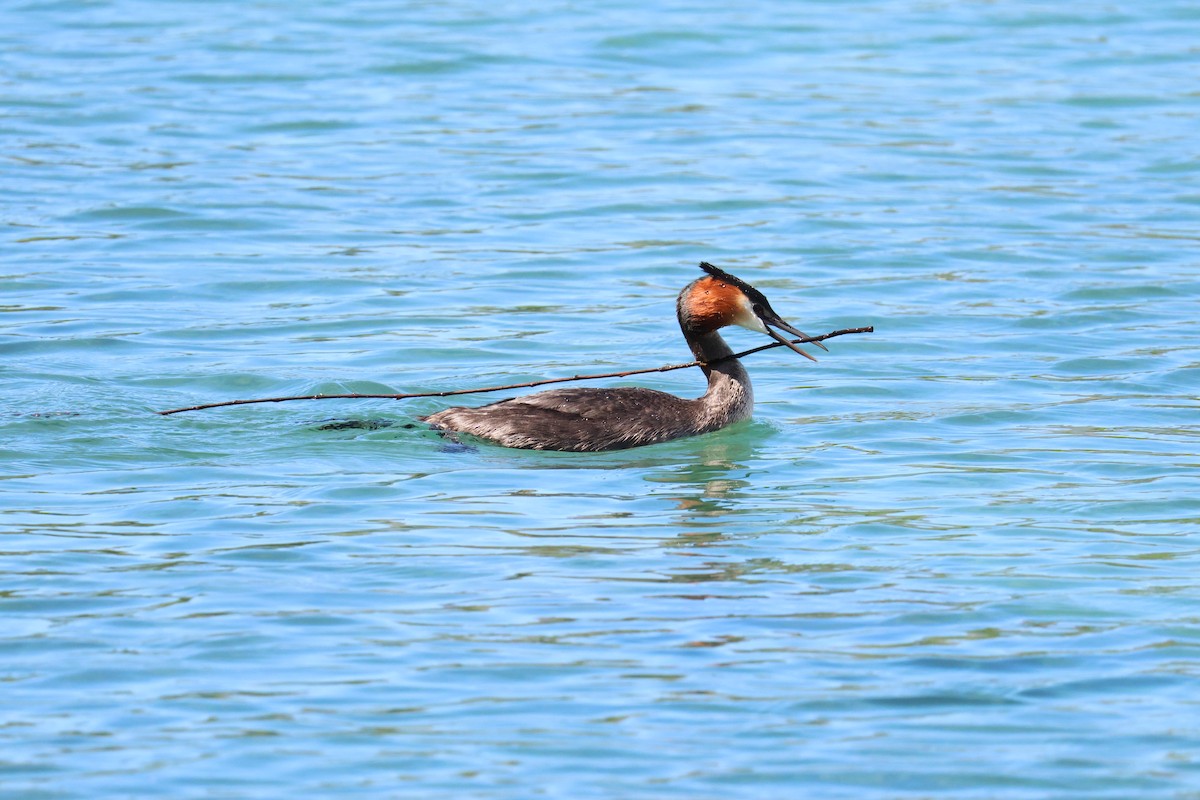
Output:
(423, 387), (703, 451)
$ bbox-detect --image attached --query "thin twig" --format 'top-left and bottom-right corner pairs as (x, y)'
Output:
(156, 326), (873, 416)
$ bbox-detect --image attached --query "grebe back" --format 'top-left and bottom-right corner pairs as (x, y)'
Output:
(422, 262), (826, 452)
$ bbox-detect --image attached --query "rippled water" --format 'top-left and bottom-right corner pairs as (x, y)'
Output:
(4, 1), (1200, 797)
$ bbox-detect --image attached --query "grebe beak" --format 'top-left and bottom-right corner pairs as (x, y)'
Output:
(758, 309), (829, 363)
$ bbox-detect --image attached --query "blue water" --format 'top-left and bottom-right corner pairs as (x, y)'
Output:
(4, 1), (1200, 797)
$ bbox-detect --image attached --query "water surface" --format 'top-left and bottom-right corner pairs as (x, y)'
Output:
(3, 1), (1200, 797)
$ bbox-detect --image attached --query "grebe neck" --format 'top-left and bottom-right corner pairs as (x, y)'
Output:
(687, 329), (754, 428)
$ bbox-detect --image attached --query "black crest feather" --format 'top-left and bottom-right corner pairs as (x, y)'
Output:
(697, 261), (771, 309)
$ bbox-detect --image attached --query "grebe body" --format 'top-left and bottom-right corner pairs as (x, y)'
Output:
(423, 262), (824, 452)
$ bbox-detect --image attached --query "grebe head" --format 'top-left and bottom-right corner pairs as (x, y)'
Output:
(678, 262), (829, 362)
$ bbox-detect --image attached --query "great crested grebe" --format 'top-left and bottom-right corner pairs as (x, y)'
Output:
(423, 262), (827, 452)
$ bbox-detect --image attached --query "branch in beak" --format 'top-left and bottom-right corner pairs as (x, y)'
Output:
(768, 317), (830, 352)
(766, 325), (818, 362)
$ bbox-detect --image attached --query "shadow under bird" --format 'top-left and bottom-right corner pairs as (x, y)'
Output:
(423, 262), (827, 452)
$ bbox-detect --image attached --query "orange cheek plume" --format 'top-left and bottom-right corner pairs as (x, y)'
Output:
(685, 277), (744, 331)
